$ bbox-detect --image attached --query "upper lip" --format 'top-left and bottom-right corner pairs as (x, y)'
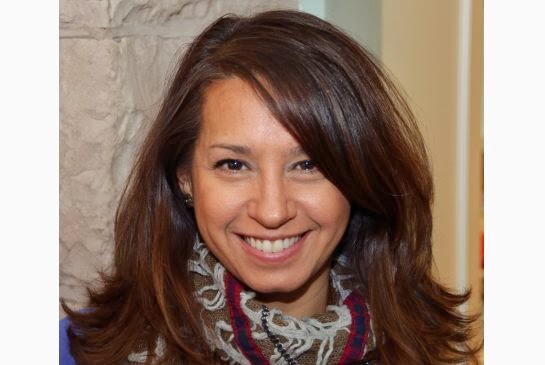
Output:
(236, 232), (306, 241)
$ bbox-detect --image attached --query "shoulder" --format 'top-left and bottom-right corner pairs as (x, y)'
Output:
(60, 316), (78, 365)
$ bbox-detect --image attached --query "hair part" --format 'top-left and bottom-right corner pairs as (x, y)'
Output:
(63, 9), (481, 365)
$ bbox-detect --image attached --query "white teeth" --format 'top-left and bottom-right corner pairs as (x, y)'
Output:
(272, 240), (283, 253)
(282, 238), (291, 249)
(244, 235), (301, 253)
(262, 240), (272, 253)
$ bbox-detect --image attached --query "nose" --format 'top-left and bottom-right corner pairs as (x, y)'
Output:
(247, 174), (296, 229)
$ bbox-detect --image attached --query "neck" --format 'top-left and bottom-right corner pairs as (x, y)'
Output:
(255, 264), (331, 318)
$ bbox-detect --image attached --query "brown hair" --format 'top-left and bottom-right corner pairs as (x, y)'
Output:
(63, 10), (480, 365)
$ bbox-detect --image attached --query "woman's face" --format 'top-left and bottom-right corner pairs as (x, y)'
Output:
(181, 77), (350, 305)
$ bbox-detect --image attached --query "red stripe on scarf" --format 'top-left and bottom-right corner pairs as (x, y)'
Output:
(224, 272), (270, 364)
(338, 291), (370, 364)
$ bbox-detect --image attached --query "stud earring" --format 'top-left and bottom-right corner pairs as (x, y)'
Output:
(184, 194), (193, 207)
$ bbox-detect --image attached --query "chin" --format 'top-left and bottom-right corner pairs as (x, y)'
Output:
(239, 271), (312, 296)
(248, 282), (299, 295)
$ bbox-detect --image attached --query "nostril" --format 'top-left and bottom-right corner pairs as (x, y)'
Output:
(251, 206), (295, 228)
(246, 178), (297, 228)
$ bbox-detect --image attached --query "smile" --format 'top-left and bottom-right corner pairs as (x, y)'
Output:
(243, 235), (302, 254)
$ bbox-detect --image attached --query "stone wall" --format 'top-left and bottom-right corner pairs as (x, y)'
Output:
(59, 0), (300, 317)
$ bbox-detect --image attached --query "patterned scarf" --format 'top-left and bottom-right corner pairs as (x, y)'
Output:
(188, 241), (375, 365)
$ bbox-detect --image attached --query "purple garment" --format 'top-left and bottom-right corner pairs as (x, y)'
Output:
(59, 317), (78, 365)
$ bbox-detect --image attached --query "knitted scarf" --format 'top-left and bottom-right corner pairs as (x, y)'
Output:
(189, 241), (374, 364)
(128, 241), (374, 364)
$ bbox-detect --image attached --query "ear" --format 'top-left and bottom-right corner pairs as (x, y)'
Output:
(176, 168), (193, 197)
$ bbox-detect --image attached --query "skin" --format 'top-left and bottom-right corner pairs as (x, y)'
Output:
(179, 78), (350, 318)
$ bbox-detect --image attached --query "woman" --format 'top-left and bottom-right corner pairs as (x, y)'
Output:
(61, 9), (480, 365)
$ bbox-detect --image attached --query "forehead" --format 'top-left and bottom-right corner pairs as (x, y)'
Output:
(200, 78), (295, 144)
(202, 77), (268, 122)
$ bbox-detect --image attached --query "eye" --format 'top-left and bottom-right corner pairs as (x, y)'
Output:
(294, 160), (316, 171)
(214, 159), (247, 171)
(290, 159), (324, 181)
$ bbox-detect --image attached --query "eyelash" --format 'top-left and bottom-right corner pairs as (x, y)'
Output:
(294, 160), (316, 172)
(213, 159), (317, 173)
(213, 159), (248, 171)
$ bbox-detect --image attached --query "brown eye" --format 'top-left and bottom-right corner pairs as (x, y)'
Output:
(297, 160), (316, 171)
(214, 159), (246, 171)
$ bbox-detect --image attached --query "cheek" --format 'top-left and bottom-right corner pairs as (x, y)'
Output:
(298, 186), (350, 227)
(192, 175), (246, 231)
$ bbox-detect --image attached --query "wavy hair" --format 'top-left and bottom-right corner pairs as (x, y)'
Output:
(63, 10), (480, 365)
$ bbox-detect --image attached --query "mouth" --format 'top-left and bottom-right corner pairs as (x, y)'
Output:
(242, 234), (303, 254)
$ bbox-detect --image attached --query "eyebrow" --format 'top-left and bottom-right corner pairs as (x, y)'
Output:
(209, 143), (251, 155)
(209, 143), (305, 157)
(289, 146), (305, 156)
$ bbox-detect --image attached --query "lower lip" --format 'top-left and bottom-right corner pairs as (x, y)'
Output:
(239, 232), (308, 264)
